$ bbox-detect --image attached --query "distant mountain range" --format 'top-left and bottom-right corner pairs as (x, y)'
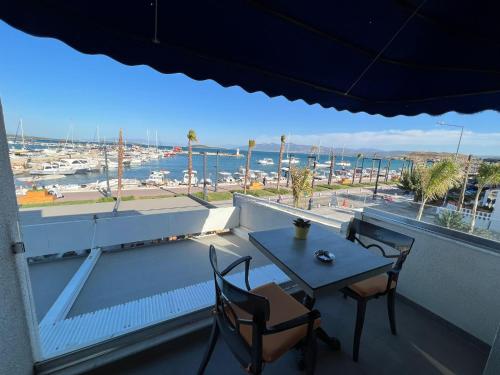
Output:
(236, 142), (408, 157)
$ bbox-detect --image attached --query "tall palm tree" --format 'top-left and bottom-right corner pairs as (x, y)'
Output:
(352, 153), (362, 185)
(186, 129), (197, 194)
(276, 135), (286, 192)
(415, 159), (461, 221)
(469, 163), (500, 232)
(244, 139), (256, 194)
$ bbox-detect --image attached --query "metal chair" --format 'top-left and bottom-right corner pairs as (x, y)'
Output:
(343, 218), (414, 362)
(198, 245), (321, 374)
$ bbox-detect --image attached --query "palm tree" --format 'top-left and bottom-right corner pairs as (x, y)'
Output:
(186, 129), (197, 194)
(243, 139), (256, 193)
(290, 166), (313, 208)
(469, 163), (500, 232)
(352, 153), (362, 185)
(276, 135), (286, 193)
(415, 159), (461, 221)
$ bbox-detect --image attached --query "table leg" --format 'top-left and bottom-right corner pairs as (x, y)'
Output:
(302, 295), (341, 351)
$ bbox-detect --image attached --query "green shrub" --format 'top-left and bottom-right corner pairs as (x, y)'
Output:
(193, 191), (233, 201)
(434, 210), (466, 230)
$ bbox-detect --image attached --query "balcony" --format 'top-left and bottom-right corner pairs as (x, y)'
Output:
(18, 193), (499, 374)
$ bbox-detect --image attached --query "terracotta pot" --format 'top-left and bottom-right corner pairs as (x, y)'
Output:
(294, 226), (310, 240)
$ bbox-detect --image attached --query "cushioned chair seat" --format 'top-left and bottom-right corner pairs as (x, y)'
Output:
(229, 282), (320, 363)
(348, 274), (396, 298)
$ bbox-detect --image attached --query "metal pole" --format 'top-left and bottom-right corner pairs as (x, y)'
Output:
(328, 151), (334, 185)
(308, 159), (317, 210)
(358, 157), (366, 184)
(456, 126), (464, 156)
(104, 146), (111, 197)
(203, 152), (208, 200)
(215, 150), (219, 192)
(458, 154), (472, 210)
(373, 159), (382, 197)
(286, 153), (293, 187)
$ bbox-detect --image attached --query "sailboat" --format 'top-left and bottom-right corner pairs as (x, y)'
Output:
(282, 135), (300, 165)
(336, 145), (351, 169)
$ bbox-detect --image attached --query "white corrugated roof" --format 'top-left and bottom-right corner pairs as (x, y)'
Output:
(39, 264), (289, 358)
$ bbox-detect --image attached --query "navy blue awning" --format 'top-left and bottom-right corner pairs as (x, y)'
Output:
(2, 1), (500, 117)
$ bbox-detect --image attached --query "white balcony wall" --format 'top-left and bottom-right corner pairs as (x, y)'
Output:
(22, 207), (240, 256)
(361, 208), (500, 345)
(233, 193), (343, 232)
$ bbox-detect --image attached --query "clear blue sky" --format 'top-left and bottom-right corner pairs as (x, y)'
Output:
(1, 21), (499, 155)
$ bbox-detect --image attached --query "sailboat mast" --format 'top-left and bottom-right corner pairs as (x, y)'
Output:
(286, 133), (291, 158)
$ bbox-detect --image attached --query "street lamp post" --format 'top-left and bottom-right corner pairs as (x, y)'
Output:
(436, 121), (464, 156)
(373, 158), (382, 197)
(308, 156), (317, 210)
(215, 150), (219, 192)
(437, 121), (465, 206)
(286, 153), (294, 187)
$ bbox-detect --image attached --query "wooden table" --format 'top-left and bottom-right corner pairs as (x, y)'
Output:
(249, 225), (394, 349)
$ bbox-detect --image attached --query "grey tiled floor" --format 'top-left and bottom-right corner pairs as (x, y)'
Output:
(87, 293), (489, 375)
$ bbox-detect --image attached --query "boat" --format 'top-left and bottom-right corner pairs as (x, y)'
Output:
(336, 160), (351, 168)
(146, 170), (170, 185)
(60, 159), (100, 173)
(218, 171), (235, 183)
(201, 177), (213, 186)
(257, 158), (274, 165)
(269, 171), (279, 180)
(281, 157), (300, 165)
(315, 162), (331, 169)
(238, 167), (257, 179)
(129, 158), (142, 166)
(233, 172), (245, 182)
(30, 162), (77, 175)
(253, 170), (268, 179)
(182, 170), (198, 185)
(336, 146), (351, 168)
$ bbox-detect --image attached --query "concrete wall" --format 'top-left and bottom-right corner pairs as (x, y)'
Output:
(361, 208), (500, 345)
(22, 207), (240, 256)
(233, 193), (342, 232)
(0, 101), (36, 373)
(484, 324), (500, 375)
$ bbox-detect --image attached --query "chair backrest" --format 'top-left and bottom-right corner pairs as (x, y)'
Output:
(346, 218), (415, 270)
(209, 245), (270, 323)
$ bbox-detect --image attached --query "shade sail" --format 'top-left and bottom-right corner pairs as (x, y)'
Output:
(2, 1), (500, 116)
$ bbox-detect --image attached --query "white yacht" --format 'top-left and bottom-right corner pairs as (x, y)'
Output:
(182, 170), (198, 185)
(238, 167), (256, 179)
(146, 170), (169, 185)
(253, 170), (268, 179)
(269, 171), (279, 180)
(257, 158), (274, 165)
(129, 158), (142, 166)
(30, 162), (77, 175)
(281, 157), (300, 165)
(336, 160), (351, 168)
(200, 177), (212, 186)
(60, 159), (100, 173)
(218, 171), (235, 183)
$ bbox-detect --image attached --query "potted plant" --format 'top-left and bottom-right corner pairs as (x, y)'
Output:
(293, 218), (311, 240)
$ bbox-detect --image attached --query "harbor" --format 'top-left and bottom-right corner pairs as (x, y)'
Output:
(10, 137), (406, 203)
